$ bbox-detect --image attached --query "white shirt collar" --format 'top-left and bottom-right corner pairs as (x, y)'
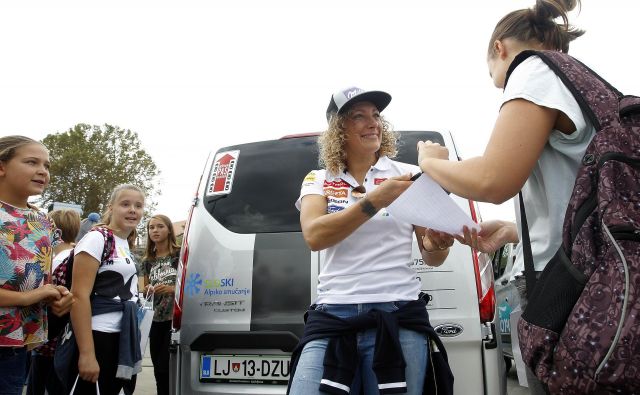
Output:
(325, 155), (392, 186)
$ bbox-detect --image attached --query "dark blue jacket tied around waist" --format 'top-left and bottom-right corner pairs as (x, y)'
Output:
(54, 296), (142, 388)
(286, 297), (454, 395)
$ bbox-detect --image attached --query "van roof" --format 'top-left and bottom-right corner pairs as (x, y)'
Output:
(280, 132), (321, 139)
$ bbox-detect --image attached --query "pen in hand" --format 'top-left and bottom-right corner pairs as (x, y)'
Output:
(410, 172), (451, 195)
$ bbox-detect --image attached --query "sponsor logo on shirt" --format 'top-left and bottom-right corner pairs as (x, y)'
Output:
(328, 205), (345, 213)
(303, 172), (316, 183)
(374, 178), (387, 185)
(323, 180), (350, 189)
(324, 188), (348, 198)
(327, 198), (348, 205)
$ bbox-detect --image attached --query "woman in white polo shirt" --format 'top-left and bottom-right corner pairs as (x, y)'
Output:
(289, 87), (453, 395)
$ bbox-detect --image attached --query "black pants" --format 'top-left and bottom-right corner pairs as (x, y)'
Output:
(69, 331), (137, 395)
(26, 353), (64, 395)
(149, 320), (172, 395)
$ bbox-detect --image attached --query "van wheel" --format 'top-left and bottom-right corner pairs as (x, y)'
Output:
(504, 356), (512, 373)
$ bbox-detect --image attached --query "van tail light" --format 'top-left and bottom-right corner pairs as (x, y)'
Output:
(468, 200), (496, 324)
(173, 157), (208, 331)
(173, 206), (193, 331)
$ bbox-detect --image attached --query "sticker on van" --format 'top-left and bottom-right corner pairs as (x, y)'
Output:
(498, 300), (512, 334)
(206, 150), (240, 196)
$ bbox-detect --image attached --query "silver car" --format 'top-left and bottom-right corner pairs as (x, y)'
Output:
(493, 242), (519, 373)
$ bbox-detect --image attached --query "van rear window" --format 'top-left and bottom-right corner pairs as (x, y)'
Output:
(206, 131), (445, 234)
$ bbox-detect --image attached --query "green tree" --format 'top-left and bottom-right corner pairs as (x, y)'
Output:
(41, 124), (160, 222)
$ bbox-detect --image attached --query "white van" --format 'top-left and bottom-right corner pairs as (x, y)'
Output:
(169, 131), (507, 394)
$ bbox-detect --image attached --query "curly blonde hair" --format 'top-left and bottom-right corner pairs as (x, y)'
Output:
(318, 113), (399, 175)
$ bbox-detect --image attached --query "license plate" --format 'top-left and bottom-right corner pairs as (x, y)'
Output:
(200, 354), (290, 384)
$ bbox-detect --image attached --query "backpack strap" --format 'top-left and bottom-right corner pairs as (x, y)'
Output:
(518, 192), (537, 295)
(93, 227), (116, 265)
(52, 250), (73, 287)
(505, 49), (622, 131)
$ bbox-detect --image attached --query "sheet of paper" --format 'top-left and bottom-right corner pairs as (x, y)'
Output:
(386, 174), (480, 235)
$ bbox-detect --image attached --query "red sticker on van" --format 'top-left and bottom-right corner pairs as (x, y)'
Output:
(206, 150), (240, 196)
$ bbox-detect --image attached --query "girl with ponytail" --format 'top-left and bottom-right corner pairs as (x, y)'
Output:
(417, 1), (589, 393)
(68, 184), (145, 394)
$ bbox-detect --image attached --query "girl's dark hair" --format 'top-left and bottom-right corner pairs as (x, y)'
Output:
(488, 0), (584, 56)
(142, 214), (180, 262)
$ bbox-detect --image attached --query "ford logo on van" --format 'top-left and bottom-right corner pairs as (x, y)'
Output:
(434, 323), (464, 337)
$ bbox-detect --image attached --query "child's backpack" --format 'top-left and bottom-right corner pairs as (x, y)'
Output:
(506, 50), (640, 394)
(52, 227), (115, 290)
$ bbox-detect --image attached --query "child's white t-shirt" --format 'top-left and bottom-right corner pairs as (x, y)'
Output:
(74, 230), (139, 333)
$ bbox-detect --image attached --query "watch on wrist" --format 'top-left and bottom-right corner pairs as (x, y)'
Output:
(360, 199), (379, 218)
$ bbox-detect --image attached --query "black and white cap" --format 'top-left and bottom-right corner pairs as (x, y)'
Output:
(326, 87), (392, 122)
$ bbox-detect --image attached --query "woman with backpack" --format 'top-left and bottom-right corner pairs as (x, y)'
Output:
(67, 184), (146, 395)
(0, 135), (74, 395)
(140, 214), (180, 395)
(416, 0), (610, 393)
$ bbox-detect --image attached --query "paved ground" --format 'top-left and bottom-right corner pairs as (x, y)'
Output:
(134, 348), (157, 394)
(20, 350), (156, 394)
(507, 363), (530, 395)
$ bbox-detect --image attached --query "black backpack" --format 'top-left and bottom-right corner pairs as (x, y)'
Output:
(507, 50), (640, 393)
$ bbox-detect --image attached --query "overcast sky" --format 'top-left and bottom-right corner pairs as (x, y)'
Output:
(1, 1), (638, 223)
